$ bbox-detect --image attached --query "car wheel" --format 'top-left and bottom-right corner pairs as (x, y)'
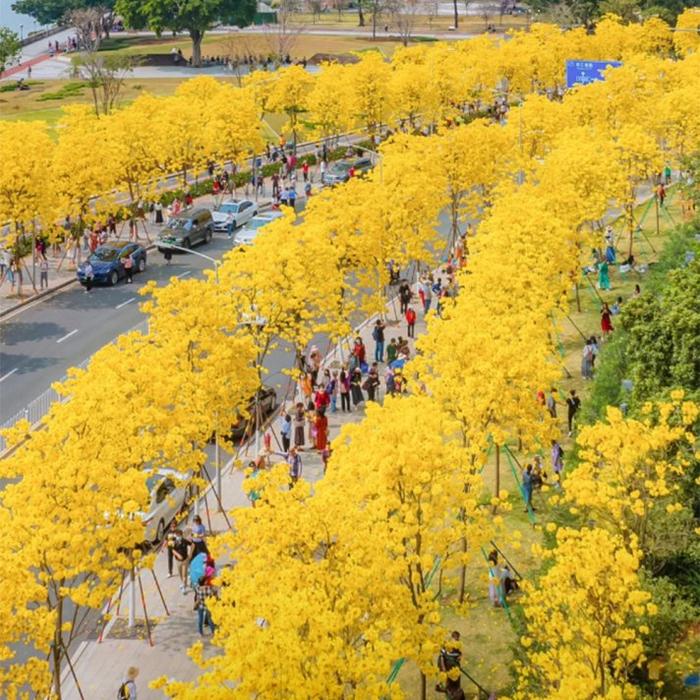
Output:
(137, 257), (146, 273)
(154, 518), (165, 545)
(109, 270), (119, 286)
(183, 237), (191, 249)
(205, 228), (213, 244)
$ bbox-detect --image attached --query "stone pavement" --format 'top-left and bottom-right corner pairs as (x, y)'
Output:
(60, 281), (431, 700)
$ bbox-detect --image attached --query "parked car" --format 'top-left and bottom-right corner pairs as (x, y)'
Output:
(157, 208), (213, 250)
(77, 241), (147, 287)
(212, 199), (258, 232)
(234, 210), (284, 246)
(140, 468), (193, 544)
(321, 157), (374, 186)
(216, 387), (278, 442)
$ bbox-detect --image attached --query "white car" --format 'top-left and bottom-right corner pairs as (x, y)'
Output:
(234, 211), (284, 246)
(212, 199), (258, 232)
(141, 468), (193, 544)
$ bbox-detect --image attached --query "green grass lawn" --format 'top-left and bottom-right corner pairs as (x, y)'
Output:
(98, 31), (405, 62)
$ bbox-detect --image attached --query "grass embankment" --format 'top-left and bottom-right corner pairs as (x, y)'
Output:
(98, 32), (403, 60)
(398, 188), (690, 698)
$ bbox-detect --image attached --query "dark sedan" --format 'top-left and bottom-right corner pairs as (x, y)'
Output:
(77, 241), (147, 287)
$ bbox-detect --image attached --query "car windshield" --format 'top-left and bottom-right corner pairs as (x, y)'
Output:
(217, 202), (241, 214)
(145, 475), (161, 493)
(245, 218), (273, 231)
(166, 218), (192, 230)
(329, 161), (351, 174)
(90, 248), (119, 262)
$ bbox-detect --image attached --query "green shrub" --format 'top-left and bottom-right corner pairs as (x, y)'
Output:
(37, 82), (88, 102)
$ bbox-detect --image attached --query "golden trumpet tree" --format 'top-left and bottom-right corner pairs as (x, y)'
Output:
(157, 396), (491, 700)
(514, 528), (653, 700)
(216, 209), (349, 373)
(350, 51), (393, 135)
(673, 8), (700, 57)
(52, 105), (118, 229)
(265, 65), (314, 145)
(0, 120), (55, 252)
(306, 62), (356, 141)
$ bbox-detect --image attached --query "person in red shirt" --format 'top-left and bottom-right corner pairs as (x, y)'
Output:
(352, 337), (366, 370)
(405, 307), (416, 338)
(348, 165), (356, 178)
(302, 161), (310, 182)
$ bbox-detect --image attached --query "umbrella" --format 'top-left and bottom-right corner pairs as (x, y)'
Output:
(189, 552), (207, 586)
(390, 358), (406, 370)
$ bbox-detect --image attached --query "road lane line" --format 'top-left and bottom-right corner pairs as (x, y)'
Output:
(56, 329), (79, 344)
(176, 270), (191, 278)
(115, 297), (136, 310)
(0, 368), (18, 383)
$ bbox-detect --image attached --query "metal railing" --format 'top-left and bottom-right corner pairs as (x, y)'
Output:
(0, 319), (148, 454)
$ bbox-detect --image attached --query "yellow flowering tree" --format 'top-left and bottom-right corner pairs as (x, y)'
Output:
(515, 527), (654, 699)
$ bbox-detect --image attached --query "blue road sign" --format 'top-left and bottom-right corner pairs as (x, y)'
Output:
(565, 59), (622, 88)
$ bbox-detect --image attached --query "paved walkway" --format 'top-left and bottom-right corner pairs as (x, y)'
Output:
(60, 279), (430, 700)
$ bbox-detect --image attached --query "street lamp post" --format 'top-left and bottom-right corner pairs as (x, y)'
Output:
(20, 24), (24, 41)
(158, 243), (223, 511)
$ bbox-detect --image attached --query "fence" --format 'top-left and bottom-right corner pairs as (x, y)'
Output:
(0, 320), (148, 454)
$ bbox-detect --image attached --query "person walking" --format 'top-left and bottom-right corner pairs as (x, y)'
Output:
(172, 529), (191, 591)
(288, 446), (303, 485)
(190, 515), (208, 558)
(339, 369), (351, 412)
(406, 307), (416, 338)
(123, 254), (134, 283)
(352, 337), (366, 371)
(372, 319), (386, 363)
(293, 403), (306, 448)
(386, 338), (398, 364)
(314, 409), (328, 451)
(193, 577), (218, 636)
(279, 411), (292, 453)
(566, 389), (581, 436)
(551, 440), (564, 487)
(522, 464), (534, 512)
(399, 281), (412, 314)
(598, 260), (611, 291)
(364, 363), (381, 402)
(328, 371), (339, 413)
(350, 368), (364, 408)
(39, 258), (49, 289)
(601, 302), (614, 339)
(117, 667), (139, 699)
(83, 260), (94, 293)
(546, 388), (557, 419)
(581, 337), (595, 379)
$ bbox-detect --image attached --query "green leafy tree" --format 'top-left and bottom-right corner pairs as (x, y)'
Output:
(115, 0), (256, 67)
(11, 0), (115, 26)
(0, 28), (21, 75)
(620, 258), (700, 402)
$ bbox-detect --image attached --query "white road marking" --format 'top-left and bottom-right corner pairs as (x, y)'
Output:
(115, 297), (136, 310)
(0, 368), (18, 383)
(56, 329), (79, 344)
(176, 270), (191, 279)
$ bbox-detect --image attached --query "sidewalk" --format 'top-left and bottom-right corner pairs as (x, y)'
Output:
(61, 286), (430, 700)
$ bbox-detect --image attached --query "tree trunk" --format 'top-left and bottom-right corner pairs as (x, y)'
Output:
(372, 8), (377, 39)
(453, 0), (459, 27)
(190, 29), (204, 67)
(358, 3), (366, 26)
(493, 444), (500, 512)
(52, 597), (63, 699)
(420, 671), (427, 700)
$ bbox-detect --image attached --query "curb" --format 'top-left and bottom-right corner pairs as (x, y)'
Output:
(0, 278), (77, 320)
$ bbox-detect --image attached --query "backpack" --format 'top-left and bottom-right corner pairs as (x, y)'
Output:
(117, 681), (131, 700)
